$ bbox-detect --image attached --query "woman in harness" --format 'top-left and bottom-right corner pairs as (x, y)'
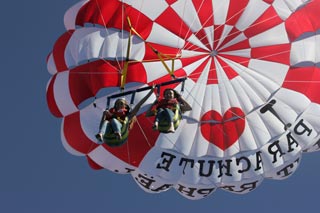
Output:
(96, 98), (129, 141)
(146, 88), (192, 133)
(96, 88), (154, 146)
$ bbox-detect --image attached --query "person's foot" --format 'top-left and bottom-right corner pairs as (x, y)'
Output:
(95, 133), (103, 143)
(114, 132), (122, 140)
(152, 122), (158, 130)
(168, 123), (175, 133)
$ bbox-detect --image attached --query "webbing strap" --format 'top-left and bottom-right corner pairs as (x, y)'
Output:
(127, 17), (177, 78)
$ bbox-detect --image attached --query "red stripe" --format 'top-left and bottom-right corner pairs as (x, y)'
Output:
(62, 103), (158, 168)
(148, 67), (187, 90)
(46, 75), (63, 117)
(285, 0), (320, 41)
(143, 42), (181, 61)
(63, 112), (98, 154)
(283, 67), (320, 104)
(99, 113), (159, 167)
(76, 0), (122, 29)
(192, 0), (213, 28)
(68, 60), (120, 107)
(216, 57), (238, 81)
(180, 54), (205, 68)
(262, 0), (274, 3)
(214, 25), (224, 50)
(207, 59), (218, 84)
(183, 40), (208, 52)
(243, 6), (283, 38)
(218, 27), (242, 50)
(251, 44), (291, 64)
(225, 0), (249, 26)
(86, 156), (103, 170)
(154, 6), (193, 41)
(220, 39), (250, 52)
(126, 63), (147, 84)
(219, 54), (250, 68)
(194, 29), (211, 50)
(76, 0), (153, 39)
(52, 30), (74, 72)
(119, 114), (158, 167)
(185, 57), (211, 84)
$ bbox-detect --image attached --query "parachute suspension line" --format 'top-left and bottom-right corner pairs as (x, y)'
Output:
(126, 137), (131, 165)
(93, 0), (122, 70)
(125, 16), (178, 79)
(135, 118), (153, 148)
(120, 16), (133, 91)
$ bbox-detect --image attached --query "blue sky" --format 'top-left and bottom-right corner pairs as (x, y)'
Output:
(1, 1), (320, 212)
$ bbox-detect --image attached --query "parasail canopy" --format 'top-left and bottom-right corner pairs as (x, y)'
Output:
(46, 0), (320, 200)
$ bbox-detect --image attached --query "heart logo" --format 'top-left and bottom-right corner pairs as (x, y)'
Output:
(200, 107), (245, 150)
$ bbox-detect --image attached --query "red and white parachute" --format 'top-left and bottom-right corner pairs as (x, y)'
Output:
(46, 0), (320, 200)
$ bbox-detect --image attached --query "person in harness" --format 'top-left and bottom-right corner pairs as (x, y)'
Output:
(96, 88), (154, 146)
(146, 88), (192, 133)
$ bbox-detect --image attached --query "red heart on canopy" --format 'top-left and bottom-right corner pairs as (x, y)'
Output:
(200, 107), (245, 150)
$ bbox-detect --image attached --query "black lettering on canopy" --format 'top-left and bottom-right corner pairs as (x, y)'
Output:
(260, 99), (291, 130)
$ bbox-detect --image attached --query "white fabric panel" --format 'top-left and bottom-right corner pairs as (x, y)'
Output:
(204, 26), (214, 49)
(139, 148), (186, 182)
(124, 0), (168, 21)
(221, 49), (251, 58)
(61, 119), (84, 156)
(246, 111), (272, 148)
(146, 23), (185, 48)
(88, 146), (135, 173)
(248, 59), (289, 86)
(257, 107), (286, 137)
(215, 58), (242, 110)
(220, 32), (247, 50)
(263, 155), (301, 180)
(249, 23), (290, 47)
(235, 0), (269, 31)
(232, 77), (265, 111)
(54, 72), (78, 116)
(64, 0), (89, 30)
(181, 56), (209, 76)
(202, 84), (221, 115)
(273, 0), (310, 20)
(290, 35), (320, 65)
(64, 27), (145, 68)
(275, 88), (311, 114)
(187, 34), (210, 51)
(180, 49), (208, 58)
(172, 0), (203, 32)
(291, 117), (319, 150)
(222, 58), (274, 101)
(79, 103), (103, 144)
(216, 25), (233, 49)
(212, 0), (230, 25)
(46, 53), (57, 75)
(220, 176), (264, 194)
(143, 60), (182, 82)
(131, 168), (174, 194)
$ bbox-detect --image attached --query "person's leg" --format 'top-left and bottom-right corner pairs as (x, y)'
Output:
(153, 108), (164, 130)
(96, 120), (109, 142)
(164, 108), (175, 132)
(110, 118), (123, 139)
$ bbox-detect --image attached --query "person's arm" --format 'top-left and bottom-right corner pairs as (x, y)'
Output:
(145, 98), (158, 117)
(129, 88), (154, 120)
(175, 93), (192, 113)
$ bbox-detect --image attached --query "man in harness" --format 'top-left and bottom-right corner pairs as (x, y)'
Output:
(146, 88), (192, 133)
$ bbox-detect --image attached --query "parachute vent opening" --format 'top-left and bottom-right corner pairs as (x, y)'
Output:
(210, 50), (218, 57)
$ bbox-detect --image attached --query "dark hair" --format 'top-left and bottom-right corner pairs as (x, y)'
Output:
(114, 98), (130, 110)
(163, 88), (177, 98)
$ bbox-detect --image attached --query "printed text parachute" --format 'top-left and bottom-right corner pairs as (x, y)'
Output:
(46, 0), (320, 200)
